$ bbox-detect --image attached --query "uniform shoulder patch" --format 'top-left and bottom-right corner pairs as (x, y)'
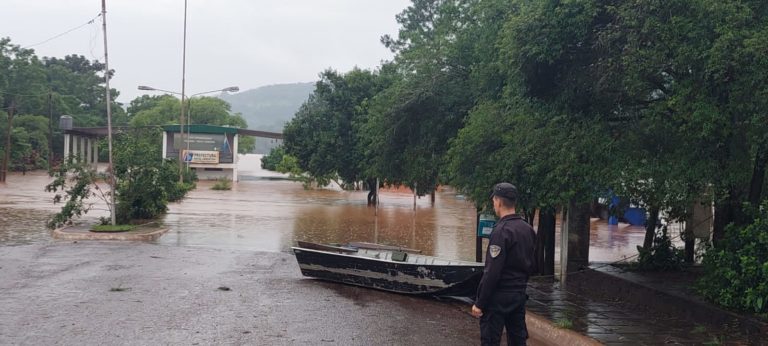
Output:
(489, 245), (502, 258)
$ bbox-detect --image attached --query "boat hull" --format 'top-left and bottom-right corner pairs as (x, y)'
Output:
(292, 247), (482, 296)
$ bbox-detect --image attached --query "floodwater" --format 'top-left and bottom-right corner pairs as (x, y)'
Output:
(0, 154), (649, 263)
(159, 155), (479, 261)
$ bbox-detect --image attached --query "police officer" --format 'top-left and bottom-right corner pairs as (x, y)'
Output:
(471, 182), (536, 345)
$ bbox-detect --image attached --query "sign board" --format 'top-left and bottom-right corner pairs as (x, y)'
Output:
(182, 150), (219, 164)
(174, 133), (225, 151)
(477, 214), (496, 238)
(169, 133), (235, 164)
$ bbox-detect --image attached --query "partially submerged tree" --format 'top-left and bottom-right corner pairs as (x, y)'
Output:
(283, 68), (387, 199)
(0, 38), (45, 181)
(46, 128), (194, 228)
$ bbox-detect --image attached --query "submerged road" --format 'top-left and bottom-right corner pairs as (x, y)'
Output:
(1, 242), (487, 345)
(0, 156), (602, 344)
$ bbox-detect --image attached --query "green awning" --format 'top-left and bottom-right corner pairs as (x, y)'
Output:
(162, 124), (239, 134)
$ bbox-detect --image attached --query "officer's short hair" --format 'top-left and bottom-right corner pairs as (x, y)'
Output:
(490, 182), (517, 208)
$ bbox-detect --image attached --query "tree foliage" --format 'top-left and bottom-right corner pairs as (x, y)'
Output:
(45, 158), (103, 229)
(280, 0), (768, 295)
(261, 145), (286, 171)
(129, 95), (254, 153)
(699, 205), (768, 314)
(284, 68), (387, 189)
(46, 129), (194, 227)
(0, 37), (125, 175)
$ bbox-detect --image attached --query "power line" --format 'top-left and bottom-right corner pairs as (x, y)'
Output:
(22, 13), (102, 50)
(0, 90), (80, 98)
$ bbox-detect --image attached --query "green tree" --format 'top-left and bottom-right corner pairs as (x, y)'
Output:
(129, 95), (254, 153)
(43, 55), (127, 127)
(588, 0), (768, 253)
(112, 129), (190, 223)
(366, 0), (481, 197)
(46, 129), (194, 228)
(10, 115), (49, 170)
(283, 68), (387, 196)
(0, 37), (46, 181)
(261, 145), (286, 171)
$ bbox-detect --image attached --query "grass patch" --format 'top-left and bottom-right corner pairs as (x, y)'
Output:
(211, 177), (232, 191)
(554, 317), (573, 329)
(91, 224), (135, 232)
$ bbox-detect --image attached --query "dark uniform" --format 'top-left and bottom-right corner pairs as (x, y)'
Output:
(475, 213), (536, 345)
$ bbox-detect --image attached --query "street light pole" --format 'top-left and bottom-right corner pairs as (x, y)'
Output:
(137, 85), (239, 168)
(185, 86), (239, 158)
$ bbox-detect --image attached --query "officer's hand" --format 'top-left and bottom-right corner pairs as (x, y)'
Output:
(471, 305), (483, 318)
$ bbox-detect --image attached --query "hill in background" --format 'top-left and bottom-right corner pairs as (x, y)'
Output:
(220, 82), (315, 132)
(219, 82), (315, 153)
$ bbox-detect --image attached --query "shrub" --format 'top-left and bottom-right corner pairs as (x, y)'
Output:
(261, 146), (285, 171)
(47, 129), (196, 227)
(631, 225), (685, 271)
(211, 177), (232, 190)
(164, 161), (197, 202)
(45, 159), (101, 229)
(698, 206), (768, 314)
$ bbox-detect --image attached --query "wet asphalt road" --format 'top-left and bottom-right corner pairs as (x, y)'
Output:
(0, 242), (482, 345)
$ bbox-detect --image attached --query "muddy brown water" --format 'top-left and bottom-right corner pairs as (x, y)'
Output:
(0, 154), (648, 263)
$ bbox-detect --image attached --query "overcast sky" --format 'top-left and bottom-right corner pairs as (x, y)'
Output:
(0, 0), (410, 103)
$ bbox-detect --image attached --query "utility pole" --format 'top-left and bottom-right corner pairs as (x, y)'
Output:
(101, 0), (116, 225)
(178, 0), (188, 183)
(48, 90), (53, 169)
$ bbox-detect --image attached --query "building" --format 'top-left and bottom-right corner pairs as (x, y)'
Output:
(61, 119), (282, 182)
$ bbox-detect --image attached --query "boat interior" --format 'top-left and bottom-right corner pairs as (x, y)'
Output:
(295, 241), (481, 267)
(353, 248), (481, 266)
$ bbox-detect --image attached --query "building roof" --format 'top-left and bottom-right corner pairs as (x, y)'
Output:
(63, 124), (283, 139)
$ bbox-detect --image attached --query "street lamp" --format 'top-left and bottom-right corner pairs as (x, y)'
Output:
(184, 87), (239, 161)
(137, 85), (239, 172)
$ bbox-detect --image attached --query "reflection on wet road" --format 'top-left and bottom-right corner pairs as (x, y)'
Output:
(159, 155), (479, 261)
(0, 154), (651, 264)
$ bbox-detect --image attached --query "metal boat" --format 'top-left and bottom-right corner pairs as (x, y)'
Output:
(292, 241), (483, 296)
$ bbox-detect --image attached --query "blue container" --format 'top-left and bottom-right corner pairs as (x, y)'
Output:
(624, 207), (647, 226)
(477, 214), (496, 238)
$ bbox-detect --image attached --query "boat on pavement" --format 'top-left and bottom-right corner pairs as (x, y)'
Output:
(292, 241), (483, 296)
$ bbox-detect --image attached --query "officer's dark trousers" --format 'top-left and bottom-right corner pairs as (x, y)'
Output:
(479, 291), (527, 346)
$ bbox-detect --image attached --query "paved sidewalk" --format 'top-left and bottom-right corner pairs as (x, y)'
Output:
(525, 274), (760, 345)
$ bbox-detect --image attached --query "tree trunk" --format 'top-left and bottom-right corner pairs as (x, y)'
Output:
(643, 205), (660, 250)
(748, 145), (768, 206)
(712, 197), (734, 245)
(366, 178), (377, 206)
(683, 212), (695, 264)
(1, 104), (15, 183)
(535, 208), (556, 276)
(566, 200), (591, 272)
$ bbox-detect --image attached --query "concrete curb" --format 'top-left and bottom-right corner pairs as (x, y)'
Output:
(526, 311), (603, 346)
(52, 226), (169, 241)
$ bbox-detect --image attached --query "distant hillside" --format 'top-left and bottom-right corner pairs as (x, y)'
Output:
(220, 82), (315, 132)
